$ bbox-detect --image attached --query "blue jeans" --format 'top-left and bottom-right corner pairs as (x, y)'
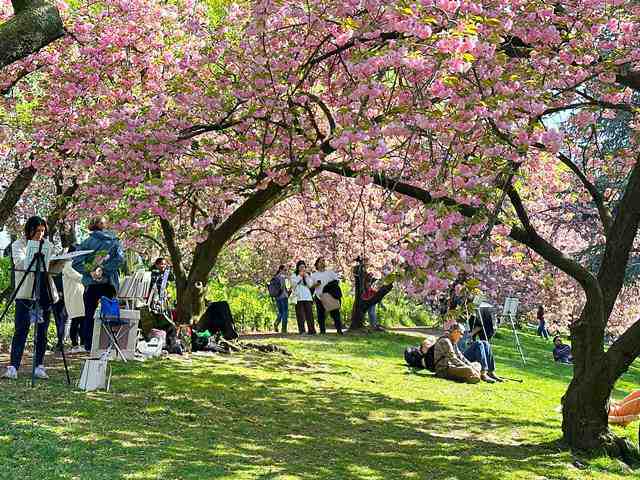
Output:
(10, 299), (51, 369)
(275, 298), (289, 333)
(368, 305), (378, 327)
(464, 340), (495, 372)
(537, 321), (549, 339)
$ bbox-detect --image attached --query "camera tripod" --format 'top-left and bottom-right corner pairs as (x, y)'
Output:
(0, 240), (71, 386)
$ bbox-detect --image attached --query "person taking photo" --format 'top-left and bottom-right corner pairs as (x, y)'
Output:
(3, 216), (60, 380)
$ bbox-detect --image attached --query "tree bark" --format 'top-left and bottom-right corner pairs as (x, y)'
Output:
(47, 174), (78, 244)
(161, 177), (304, 325)
(0, 165), (36, 229)
(1, 0), (64, 69)
(350, 283), (393, 330)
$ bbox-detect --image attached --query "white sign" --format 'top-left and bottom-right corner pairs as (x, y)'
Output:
(503, 297), (519, 316)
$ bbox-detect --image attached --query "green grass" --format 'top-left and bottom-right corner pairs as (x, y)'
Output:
(0, 329), (638, 479)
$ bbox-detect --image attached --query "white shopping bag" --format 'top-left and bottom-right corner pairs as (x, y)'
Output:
(78, 358), (111, 392)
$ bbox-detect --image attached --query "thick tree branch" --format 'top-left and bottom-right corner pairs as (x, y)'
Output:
(597, 157), (640, 319)
(0, 165), (36, 229)
(159, 216), (187, 288)
(320, 163), (480, 218)
(606, 318), (640, 382)
(556, 152), (613, 235)
(505, 184), (601, 298)
(0, 0), (64, 69)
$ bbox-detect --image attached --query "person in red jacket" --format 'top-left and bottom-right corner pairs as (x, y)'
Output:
(362, 273), (384, 331)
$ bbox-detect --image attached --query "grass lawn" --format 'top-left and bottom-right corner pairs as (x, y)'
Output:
(0, 328), (638, 480)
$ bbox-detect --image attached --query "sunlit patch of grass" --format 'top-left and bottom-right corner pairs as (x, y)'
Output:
(0, 329), (637, 479)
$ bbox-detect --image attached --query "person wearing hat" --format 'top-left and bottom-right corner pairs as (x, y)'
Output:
(433, 322), (482, 384)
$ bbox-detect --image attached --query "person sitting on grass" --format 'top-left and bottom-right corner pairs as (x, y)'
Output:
(552, 335), (573, 364)
(433, 323), (482, 384)
(459, 332), (503, 383)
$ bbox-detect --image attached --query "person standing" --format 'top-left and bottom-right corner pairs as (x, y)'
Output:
(362, 273), (384, 331)
(72, 216), (124, 352)
(3, 216), (60, 380)
(309, 257), (343, 335)
(273, 265), (290, 333)
(291, 260), (315, 334)
(537, 305), (549, 339)
(62, 245), (86, 353)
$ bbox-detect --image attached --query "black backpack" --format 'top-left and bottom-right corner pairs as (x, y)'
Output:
(404, 346), (424, 369)
(404, 345), (436, 372)
(268, 276), (282, 298)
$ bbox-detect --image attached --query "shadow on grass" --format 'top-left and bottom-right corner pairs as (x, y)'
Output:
(0, 353), (581, 480)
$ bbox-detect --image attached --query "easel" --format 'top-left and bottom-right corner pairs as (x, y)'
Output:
(503, 297), (526, 366)
(0, 240), (71, 386)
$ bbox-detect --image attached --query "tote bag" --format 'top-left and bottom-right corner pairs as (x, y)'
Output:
(320, 292), (341, 312)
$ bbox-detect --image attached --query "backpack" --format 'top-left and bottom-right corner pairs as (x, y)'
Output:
(404, 345), (436, 372)
(268, 276), (283, 298)
(404, 346), (424, 369)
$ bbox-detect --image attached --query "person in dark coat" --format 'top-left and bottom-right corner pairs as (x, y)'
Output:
(552, 335), (573, 364)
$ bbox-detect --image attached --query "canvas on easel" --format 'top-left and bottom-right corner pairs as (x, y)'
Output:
(502, 296), (526, 366)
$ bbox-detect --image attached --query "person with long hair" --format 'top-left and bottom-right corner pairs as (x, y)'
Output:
(291, 260), (315, 334)
(72, 215), (124, 352)
(3, 216), (60, 380)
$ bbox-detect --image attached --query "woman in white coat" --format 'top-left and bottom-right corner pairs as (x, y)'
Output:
(62, 245), (85, 353)
(3, 216), (60, 380)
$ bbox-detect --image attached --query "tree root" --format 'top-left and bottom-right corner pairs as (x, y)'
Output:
(218, 339), (291, 356)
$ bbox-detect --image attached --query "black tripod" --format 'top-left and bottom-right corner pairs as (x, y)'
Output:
(0, 240), (71, 386)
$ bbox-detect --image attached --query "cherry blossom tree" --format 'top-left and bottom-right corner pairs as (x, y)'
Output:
(3, 0), (640, 456)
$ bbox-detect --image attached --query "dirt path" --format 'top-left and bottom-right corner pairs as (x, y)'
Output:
(238, 326), (443, 340)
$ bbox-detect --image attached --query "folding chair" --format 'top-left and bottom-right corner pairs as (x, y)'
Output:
(100, 314), (131, 363)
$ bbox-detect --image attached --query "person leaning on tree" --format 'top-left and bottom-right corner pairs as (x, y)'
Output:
(3, 216), (60, 380)
(72, 215), (124, 352)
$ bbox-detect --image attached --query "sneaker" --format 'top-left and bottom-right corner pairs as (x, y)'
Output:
(34, 365), (49, 380)
(70, 345), (85, 354)
(481, 372), (496, 384)
(488, 372), (504, 382)
(2, 366), (17, 380)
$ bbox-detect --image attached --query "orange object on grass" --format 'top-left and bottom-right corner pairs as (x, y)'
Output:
(608, 390), (640, 426)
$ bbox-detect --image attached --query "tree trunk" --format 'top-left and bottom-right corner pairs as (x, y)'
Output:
(1, 0), (64, 69)
(562, 372), (613, 451)
(174, 276), (206, 325)
(0, 166), (36, 229)
(350, 283), (394, 330)
(349, 260), (366, 329)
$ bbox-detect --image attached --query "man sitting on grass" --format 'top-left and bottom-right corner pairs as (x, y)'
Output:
(552, 335), (573, 364)
(461, 335), (503, 383)
(433, 323), (483, 384)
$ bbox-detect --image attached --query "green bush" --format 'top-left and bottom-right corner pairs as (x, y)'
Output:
(204, 278), (437, 332)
